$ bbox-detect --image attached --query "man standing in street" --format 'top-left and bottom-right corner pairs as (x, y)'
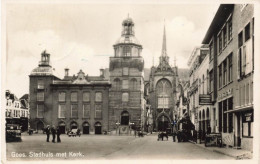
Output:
(56, 126), (61, 143)
(51, 125), (56, 143)
(172, 120), (177, 142)
(45, 125), (50, 142)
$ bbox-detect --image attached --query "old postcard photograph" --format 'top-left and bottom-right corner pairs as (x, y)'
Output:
(1, 0), (259, 163)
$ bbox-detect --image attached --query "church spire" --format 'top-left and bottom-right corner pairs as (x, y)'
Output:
(161, 22), (167, 57)
(159, 21), (169, 65)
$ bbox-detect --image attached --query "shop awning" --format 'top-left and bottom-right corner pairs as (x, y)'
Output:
(224, 105), (253, 113)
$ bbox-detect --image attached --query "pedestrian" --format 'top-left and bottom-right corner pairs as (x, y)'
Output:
(56, 126), (61, 143)
(45, 125), (50, 142)
(51, 125), (56, 143)
(76, 128), (81, 137)
(172, 125), (177, 142)
(207, 125), (211, 135)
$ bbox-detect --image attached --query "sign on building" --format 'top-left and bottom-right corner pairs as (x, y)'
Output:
(199, 94), (212, 105)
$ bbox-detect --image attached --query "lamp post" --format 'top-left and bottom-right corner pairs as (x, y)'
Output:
(116, 122), (120, 136)
(129, 122), (134, 136)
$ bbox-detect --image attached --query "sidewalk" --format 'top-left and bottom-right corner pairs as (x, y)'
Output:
(189, 140), (253, 159)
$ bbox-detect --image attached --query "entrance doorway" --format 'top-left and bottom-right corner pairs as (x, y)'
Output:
(70, 122), (78, 130)
(82, 122), (90, 134)
(37, 121), (44, 133)
(157, 115), (169, 131)
(95, 122), (102, 134)
(121, 111), (129, 125)
(58, 122), (66, 134)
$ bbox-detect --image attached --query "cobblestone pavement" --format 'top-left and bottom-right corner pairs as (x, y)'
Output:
(6, 133), (234, 161)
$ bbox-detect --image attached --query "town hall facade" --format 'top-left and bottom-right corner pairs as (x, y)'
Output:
(29, 17), (187, 134)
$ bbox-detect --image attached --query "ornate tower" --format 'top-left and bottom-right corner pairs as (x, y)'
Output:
(147, 24), (178, 131)
(108, 17), (144, 133)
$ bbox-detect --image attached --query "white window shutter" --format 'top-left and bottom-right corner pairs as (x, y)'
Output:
(237, 50), (241, 80)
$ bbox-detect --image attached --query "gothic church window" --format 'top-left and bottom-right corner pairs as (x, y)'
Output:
(156, 79), (172, 108)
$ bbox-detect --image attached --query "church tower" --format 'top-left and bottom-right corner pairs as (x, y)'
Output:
(108, 17), (144, 133)
(146, 24), (178, 131)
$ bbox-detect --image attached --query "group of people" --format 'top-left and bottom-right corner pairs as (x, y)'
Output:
(45, 125), (61, 143)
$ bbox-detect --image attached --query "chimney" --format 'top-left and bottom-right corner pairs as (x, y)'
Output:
(100, 68), (104, 77)
(65, 68), (69, 77)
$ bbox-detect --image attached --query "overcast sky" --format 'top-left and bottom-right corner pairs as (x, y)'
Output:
(5, 2), (219, 98)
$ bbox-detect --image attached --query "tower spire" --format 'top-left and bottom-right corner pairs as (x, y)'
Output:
(161, 20), (167, 57)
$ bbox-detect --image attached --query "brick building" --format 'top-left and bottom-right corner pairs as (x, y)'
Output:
(202, 4), (254, 151)
(29, 51), (111, 134)
(108, 17), (145, 134)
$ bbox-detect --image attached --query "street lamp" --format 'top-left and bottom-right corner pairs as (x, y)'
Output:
(116, 122), (120, 136)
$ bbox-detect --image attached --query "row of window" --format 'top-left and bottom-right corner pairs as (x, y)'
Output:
(114, 78), (138, 90)
(217, 15), (233, 55)
(115, 46), (140, 57)
(6, 101), (20, 108)
(36, 91), (103, 102)
(238, 19), (254, 79)
(6, 109), (29, 118)
(218, 53), (233, 88)
(37, 104), (102, 119)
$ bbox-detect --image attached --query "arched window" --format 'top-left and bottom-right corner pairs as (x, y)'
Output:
(114, 78), (121, 90)
(156, 79), (172, 108)
(130, 78), (137, 90)
(206, 108), (210, 120)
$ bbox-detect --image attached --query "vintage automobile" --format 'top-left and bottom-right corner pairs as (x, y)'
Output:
(6, 121), (22, 142)
(205, 133), (222, 147)
(157, 131), (168, 141)
(5, 118), (22, 142)
(67, 129), (81, 137)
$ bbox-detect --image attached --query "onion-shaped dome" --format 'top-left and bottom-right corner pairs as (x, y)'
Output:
(122, 17), (134, 25)
(115, 35), (140, 45)
(31, 66), (53, 76)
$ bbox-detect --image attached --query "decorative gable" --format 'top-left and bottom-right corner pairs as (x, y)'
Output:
(72, 70), (89, 84)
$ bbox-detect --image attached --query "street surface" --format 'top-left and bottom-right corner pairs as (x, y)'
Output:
(6, 133), (234, 160)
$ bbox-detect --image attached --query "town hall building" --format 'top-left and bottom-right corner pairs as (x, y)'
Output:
(29, 17), (188, 134)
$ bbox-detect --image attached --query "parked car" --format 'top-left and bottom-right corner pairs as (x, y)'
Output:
(6, 123), (22, 142)
(67, 129), (81, 137)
